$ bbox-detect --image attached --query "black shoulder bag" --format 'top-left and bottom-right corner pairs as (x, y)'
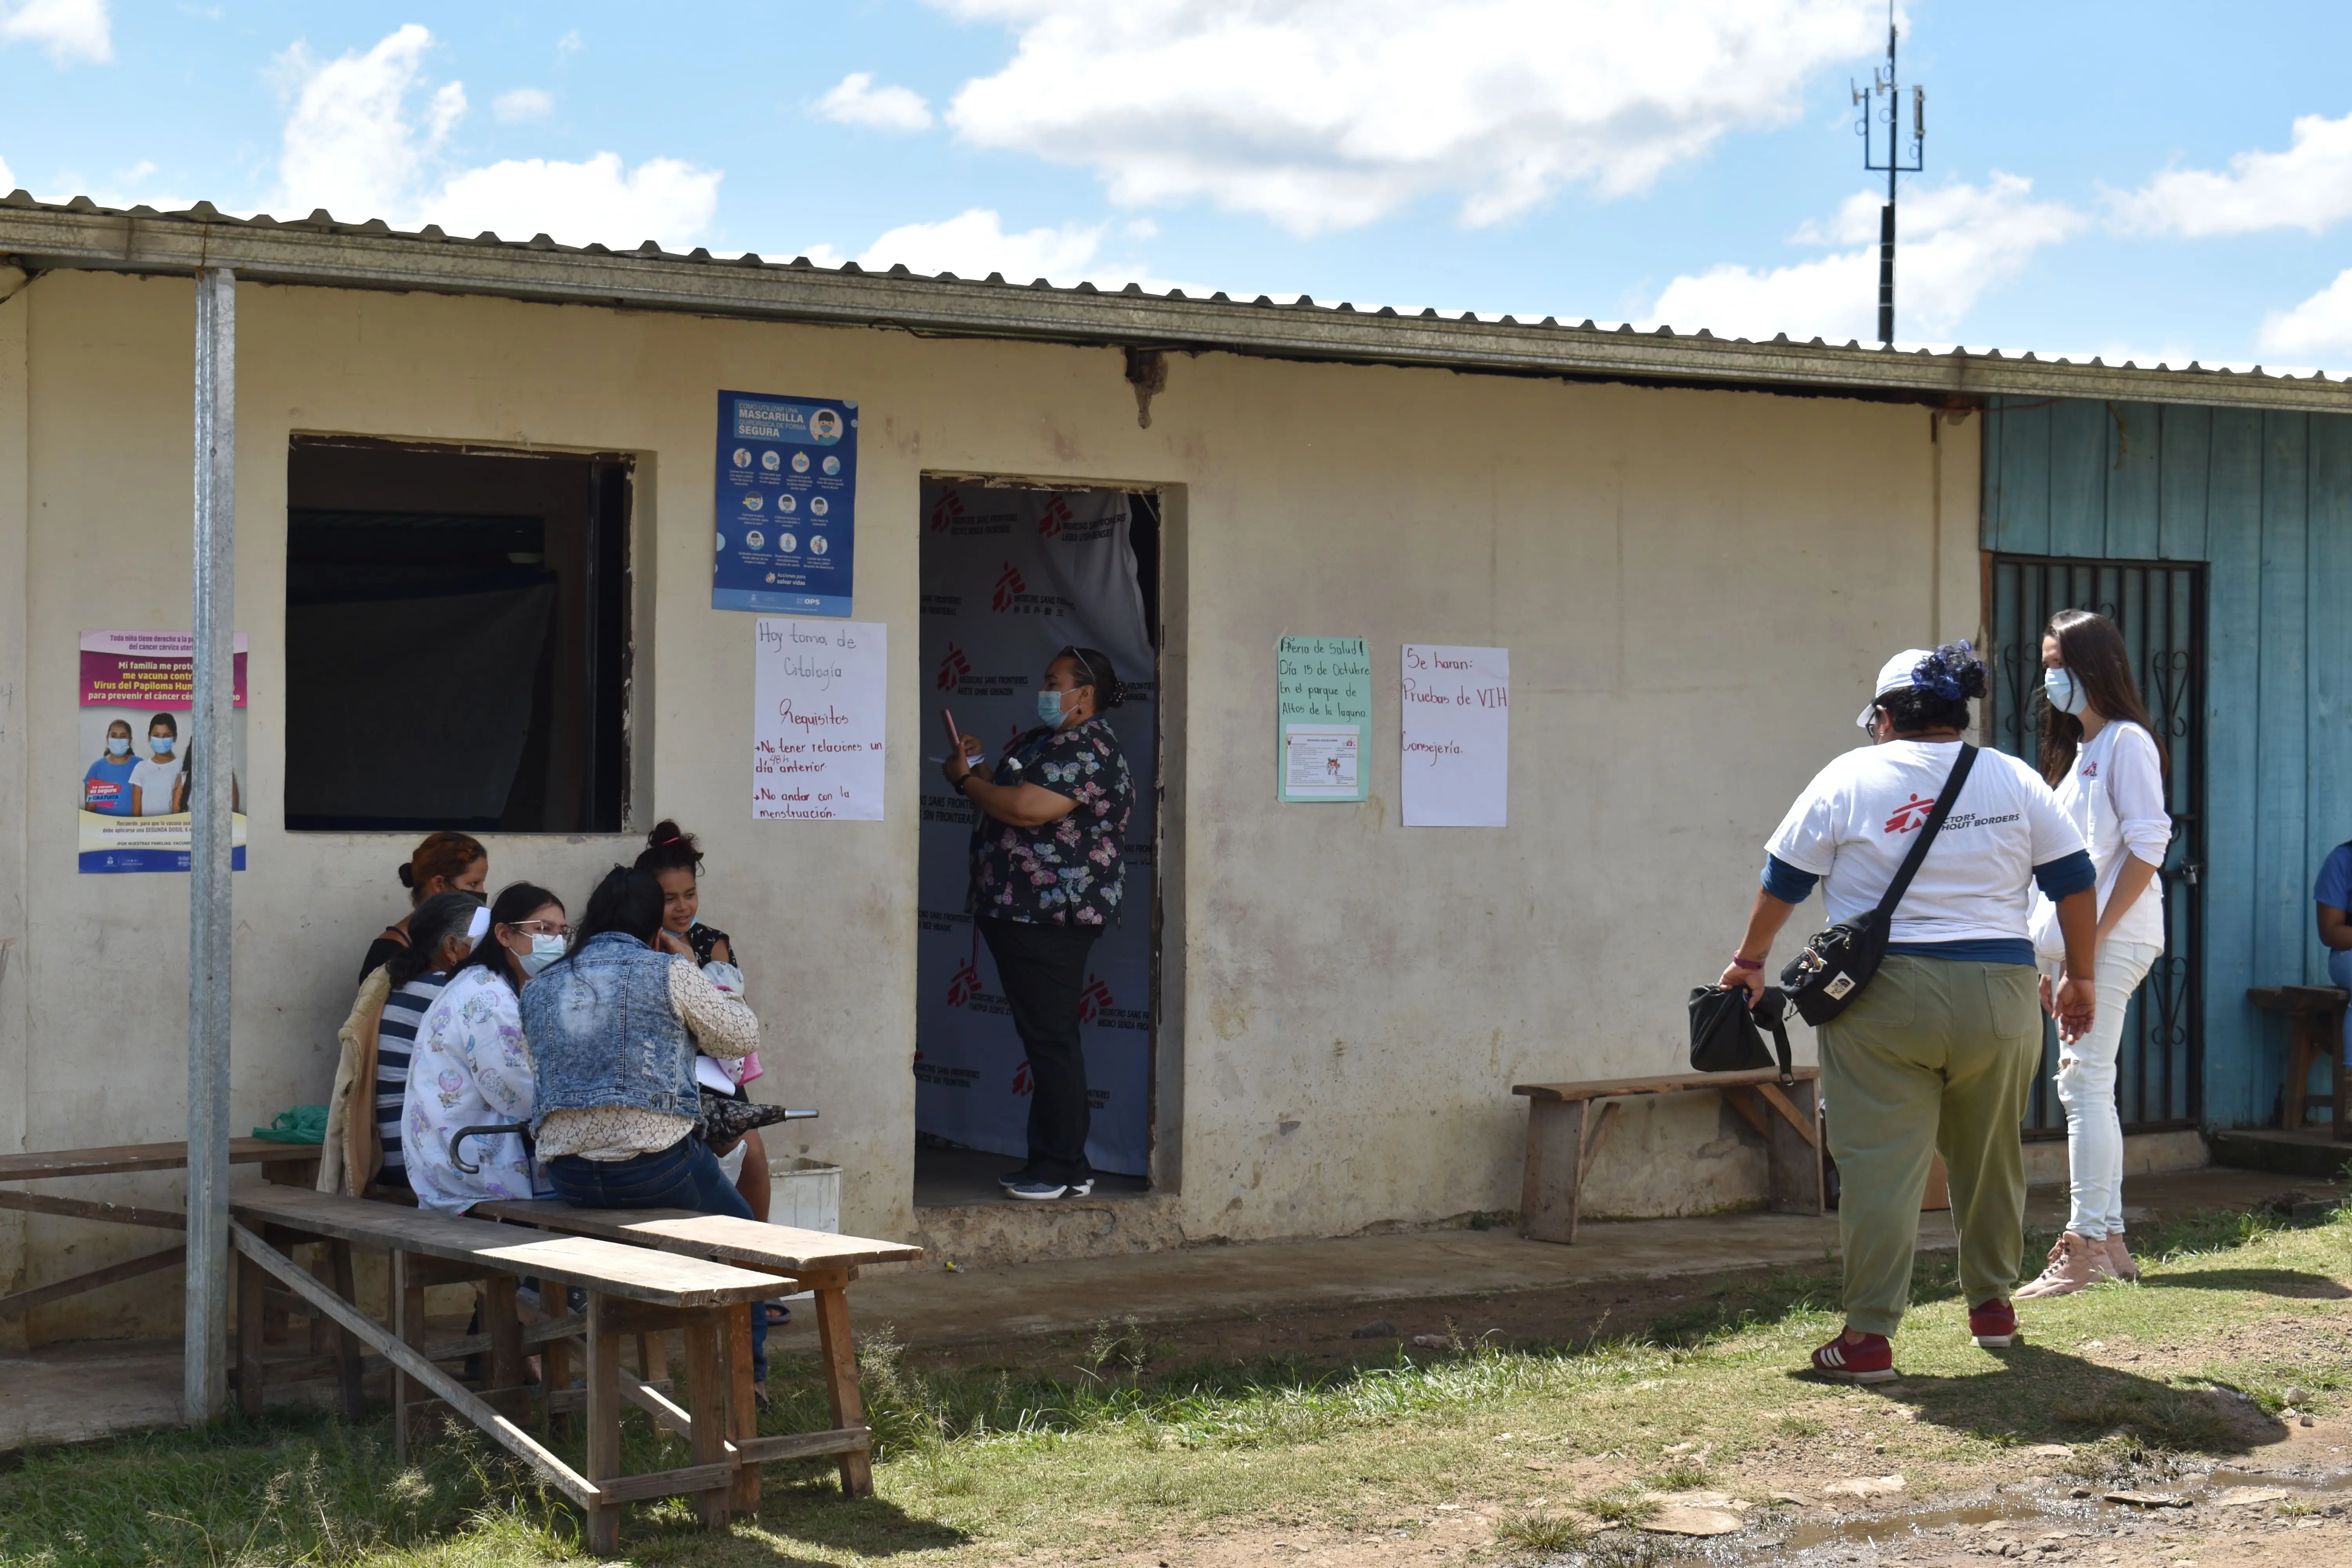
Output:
(1780, 743), (1978, 1027)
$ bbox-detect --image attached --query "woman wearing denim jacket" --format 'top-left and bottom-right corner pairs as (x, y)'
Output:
(521, 865), (768, 1383)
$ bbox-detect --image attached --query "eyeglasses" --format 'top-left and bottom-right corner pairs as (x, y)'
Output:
(506, 919), (570, 938)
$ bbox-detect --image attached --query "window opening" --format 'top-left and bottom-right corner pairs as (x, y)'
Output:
(284, 439), (632, 833)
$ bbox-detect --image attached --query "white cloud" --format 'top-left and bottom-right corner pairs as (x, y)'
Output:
(858, 208), (1111, 283)
(933, 0), (1884, 236)
(2111, 112), (2352, 238)
(270, 25), (719, 249)
(1648, 174), (2085, 344)
(0, 0), (112, 64)
(433, 154), (719, 245)
(274, 24), (463, 224)
(814, 72), (933, 132)
(0, 152), (14, 192)
(557, 29), (582, 54)
(493, 87), (554, 123)
(2259, 270), (2352, 360)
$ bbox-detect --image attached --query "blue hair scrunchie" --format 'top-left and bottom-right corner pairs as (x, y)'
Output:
(1910, 639), (1976, 701)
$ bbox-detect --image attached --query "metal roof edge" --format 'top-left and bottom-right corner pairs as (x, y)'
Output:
(5, 199), (2349, 414)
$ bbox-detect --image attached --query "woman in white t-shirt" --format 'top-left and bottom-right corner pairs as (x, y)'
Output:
(2015, 610), (2173, 1298)
(129, 712), (185, 817)
(1719, 642), (2099, 1383)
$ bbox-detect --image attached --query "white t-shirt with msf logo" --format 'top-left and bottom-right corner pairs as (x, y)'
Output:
(1764, 740), (2087, 947)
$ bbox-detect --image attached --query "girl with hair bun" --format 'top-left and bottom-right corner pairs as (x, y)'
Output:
(358, 831), (488, 984)
(633, 821), (780, 1255)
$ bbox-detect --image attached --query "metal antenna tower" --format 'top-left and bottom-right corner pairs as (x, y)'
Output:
(1852, 2), (1925, 347)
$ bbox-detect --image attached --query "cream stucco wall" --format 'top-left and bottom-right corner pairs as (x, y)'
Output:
(0, 269), (1982, 1340)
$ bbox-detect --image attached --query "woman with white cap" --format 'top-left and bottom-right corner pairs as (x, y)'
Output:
(1718, 641), (2100, 1383)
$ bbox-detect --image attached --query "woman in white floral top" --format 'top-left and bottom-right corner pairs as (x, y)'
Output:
(403, 881), (568, 1214)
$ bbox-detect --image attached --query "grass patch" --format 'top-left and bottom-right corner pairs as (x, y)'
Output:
(4, 1202), (2347, 1566)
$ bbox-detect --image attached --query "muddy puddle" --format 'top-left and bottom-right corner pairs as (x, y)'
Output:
(1718, 1461), (2352, 1563)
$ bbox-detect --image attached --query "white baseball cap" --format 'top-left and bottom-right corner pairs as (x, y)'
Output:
(1857, 648), (1934, 728)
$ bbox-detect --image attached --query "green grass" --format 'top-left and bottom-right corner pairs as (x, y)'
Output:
(4, 1203), (2348, 1566)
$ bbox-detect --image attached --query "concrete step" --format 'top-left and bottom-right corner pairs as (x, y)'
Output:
(2210, 1127), (2352, 1180)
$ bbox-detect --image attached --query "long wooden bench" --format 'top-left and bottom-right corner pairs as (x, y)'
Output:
(471, 1199), (923, 1508)
(229, 1185), (808, 1553)
(1510, 1067), (1823, 1243)
(0, 1138), (316, 1322)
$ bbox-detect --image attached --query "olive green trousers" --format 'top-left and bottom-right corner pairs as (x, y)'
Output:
(1819, 953), (2043, 1335)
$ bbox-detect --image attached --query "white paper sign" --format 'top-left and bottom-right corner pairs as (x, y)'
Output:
(1400, 644), (1509, 827)
(753, 618), (885, 820)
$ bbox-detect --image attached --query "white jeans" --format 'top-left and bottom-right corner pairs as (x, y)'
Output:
(2038, 940), (2162, 1240)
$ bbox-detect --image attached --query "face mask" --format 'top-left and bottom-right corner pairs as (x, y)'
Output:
(518, 934), (566, 977)
(151, 736), (175, 754)
(2044, 666), (2089, 717)
(1036, 689), (1066, 726)
(107, 737), (131, 756)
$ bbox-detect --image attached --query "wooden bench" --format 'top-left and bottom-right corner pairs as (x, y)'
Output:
(1510, 1067), (1823, 1243)
(228, 1185), (807, 1553)
(0, 1138), (317, 1323)
(471, 1198), (923, 1508)
(2250, 985), (2352, 1140)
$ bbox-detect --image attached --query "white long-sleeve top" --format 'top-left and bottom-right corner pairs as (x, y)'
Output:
(2029, 719), (2173, 957)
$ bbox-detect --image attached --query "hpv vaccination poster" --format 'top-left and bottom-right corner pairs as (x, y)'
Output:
(78, 630), (249, 873)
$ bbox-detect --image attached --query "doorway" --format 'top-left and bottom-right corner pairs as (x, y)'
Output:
(1987, 554), (2207, 1133)
(913, 480), (1163, 1204)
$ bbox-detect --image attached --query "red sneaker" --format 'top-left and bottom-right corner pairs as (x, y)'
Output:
(1810, 1330), (1896, 1383)
(1969, 1299), (2018, 1348)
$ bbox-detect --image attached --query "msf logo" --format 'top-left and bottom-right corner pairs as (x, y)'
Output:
(1077, 973), (1113, 1024)
(1884, 794), (1938, 834)
(991, 562), (1027, 612)
(929, 490), (965, 532)
(945, 959), (982, 1006)
(1036, 496), (1075, 538)
(1011, 1058), (1034, 1097)
(936, 643), (971, 692)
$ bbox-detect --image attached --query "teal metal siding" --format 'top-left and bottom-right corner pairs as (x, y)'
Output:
(1983, 397), (2352, 1127)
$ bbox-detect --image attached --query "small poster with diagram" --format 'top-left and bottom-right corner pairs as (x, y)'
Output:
(78, 630), (249, 873)
(1276, 635), (1372, 802)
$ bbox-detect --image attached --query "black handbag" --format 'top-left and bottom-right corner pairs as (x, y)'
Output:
(1688, 984), (1794, 1079)
(1780, 743), (1978, 1027)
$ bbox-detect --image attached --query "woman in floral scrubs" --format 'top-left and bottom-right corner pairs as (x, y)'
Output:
(941, 646), (1134, 1201)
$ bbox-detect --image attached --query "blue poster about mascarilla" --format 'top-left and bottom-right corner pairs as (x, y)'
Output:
(712, 390), (858, 617)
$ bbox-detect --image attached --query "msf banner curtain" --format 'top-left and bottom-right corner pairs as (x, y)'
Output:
(916, 483), (1155, 1176)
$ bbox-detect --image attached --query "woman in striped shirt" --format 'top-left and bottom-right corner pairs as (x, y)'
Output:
(373, 891), (485, 1194)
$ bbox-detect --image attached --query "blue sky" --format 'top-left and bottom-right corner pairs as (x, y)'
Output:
(8, 2), (2352, 369)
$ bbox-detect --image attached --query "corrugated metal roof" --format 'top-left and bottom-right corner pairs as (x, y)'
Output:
(4, 190), (2348, 412)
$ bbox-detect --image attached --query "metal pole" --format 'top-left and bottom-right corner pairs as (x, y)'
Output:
(1878, 19), (1898, 347)
(184, 267), (235, 1423)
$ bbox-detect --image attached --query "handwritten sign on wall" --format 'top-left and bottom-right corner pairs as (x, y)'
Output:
(753, 618), (885, 820)
(1400, 644), (1509, 827)
(1276, 635), (1372, 802)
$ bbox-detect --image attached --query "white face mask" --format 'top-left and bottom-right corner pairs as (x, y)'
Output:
(2044, 666), (2089, 717)
(518, 934), (566, 977)
(107, 736), (131, 756)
